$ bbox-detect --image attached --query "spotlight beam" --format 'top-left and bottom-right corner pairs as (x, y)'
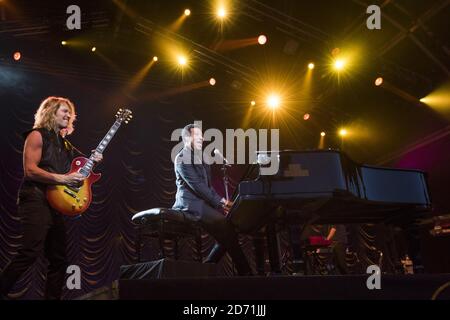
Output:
(213, 37), (266, 52)
(169, 10), (190, 31)
(126, 58), (158, 92)
(378, 80), (426, 106)
(139, 81), (212, 101)
(318, 132), (325, 149)
(136, 18), (256, 82)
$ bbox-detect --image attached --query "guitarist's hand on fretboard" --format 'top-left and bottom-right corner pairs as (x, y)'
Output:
(91, 150), (103, 163)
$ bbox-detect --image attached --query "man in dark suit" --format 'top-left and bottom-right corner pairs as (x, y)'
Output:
(172, 123), (252, 276)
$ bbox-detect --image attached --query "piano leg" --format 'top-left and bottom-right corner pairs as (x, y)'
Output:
(288, 224), (305, 274)
(253, 231), (266, 276)
(266, 223), (282, 274)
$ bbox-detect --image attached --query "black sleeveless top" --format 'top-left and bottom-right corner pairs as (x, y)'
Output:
(20, 128), (75, 194)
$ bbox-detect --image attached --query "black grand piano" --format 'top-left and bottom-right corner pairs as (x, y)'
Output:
(228, 150), (432, 273)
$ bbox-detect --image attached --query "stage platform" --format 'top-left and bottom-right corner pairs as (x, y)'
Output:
(118, 274), (450, 300)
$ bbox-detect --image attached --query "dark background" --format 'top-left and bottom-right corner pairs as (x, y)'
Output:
(0, 0), (449, 298)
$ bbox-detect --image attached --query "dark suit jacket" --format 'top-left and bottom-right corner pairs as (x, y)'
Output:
(172, 147), (223, 214)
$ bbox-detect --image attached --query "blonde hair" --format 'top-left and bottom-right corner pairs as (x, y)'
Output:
(33, 96), (76, 135)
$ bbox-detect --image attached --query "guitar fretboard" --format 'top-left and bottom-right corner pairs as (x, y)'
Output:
(79, 121), (122, 177)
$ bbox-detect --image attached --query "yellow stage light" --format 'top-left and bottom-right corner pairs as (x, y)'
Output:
(217, 7), (226, 18)
(334, 59), (345, 70)
(184, 9), (191, 16)
(91, 47), (97, 52)
(209, 78), (216, 86)
(153, 56), (158, 61)
(339, 129), (348, 137)
(177, 55), (187, 66)
(320, 132), (326, 137)
(308, 63), (315, 70)
(61, 41), (67, 46)
(267, 94), (281, 109)
(250, 100), (256, 106)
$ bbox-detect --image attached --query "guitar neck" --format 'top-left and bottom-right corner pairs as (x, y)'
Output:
(95, 120), (122, 154)
(79, 120), (122, 177)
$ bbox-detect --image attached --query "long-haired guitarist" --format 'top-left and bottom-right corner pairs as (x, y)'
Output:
(0, 96), (102, 300)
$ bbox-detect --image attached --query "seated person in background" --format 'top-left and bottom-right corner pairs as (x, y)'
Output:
(290, 224), (349, 275)
(172, 123), (252, 276)
(316, 224), (349, 275)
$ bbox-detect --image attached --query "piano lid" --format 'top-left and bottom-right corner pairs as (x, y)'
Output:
(248, 149), (431, 206)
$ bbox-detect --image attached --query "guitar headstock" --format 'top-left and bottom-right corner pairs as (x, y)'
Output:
(115, 108), (133, 124)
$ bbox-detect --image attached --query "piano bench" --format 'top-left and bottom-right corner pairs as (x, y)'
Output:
(132, 208), (203, 262)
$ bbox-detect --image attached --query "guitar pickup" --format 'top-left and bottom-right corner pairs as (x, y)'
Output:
(64, 189), (78, 198)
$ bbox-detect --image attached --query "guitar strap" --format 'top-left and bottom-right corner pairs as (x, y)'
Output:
(60, 129), (86, 157)
(63, 138), (87, 157)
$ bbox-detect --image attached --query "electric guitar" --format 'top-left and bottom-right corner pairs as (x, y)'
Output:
(46, 108), (133, 216)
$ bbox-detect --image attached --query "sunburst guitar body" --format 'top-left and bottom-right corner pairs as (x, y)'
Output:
(46, 108), (132, 217)
(46, 157), (101, 216)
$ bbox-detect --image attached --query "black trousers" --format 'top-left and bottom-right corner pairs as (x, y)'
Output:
(0, 187), (68, 299)
(195, 203), (251, 275)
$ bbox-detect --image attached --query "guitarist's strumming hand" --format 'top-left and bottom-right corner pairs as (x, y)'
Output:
(59, 172), (85, 188)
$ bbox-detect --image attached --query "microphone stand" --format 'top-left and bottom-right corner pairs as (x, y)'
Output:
(221, 162), (234, 274)
(221, 162), (230, 201)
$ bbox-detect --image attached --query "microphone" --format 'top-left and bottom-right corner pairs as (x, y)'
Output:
(213, 148), (230, 166)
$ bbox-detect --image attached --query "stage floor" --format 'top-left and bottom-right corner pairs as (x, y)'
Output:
(118, 273), (450, 300)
